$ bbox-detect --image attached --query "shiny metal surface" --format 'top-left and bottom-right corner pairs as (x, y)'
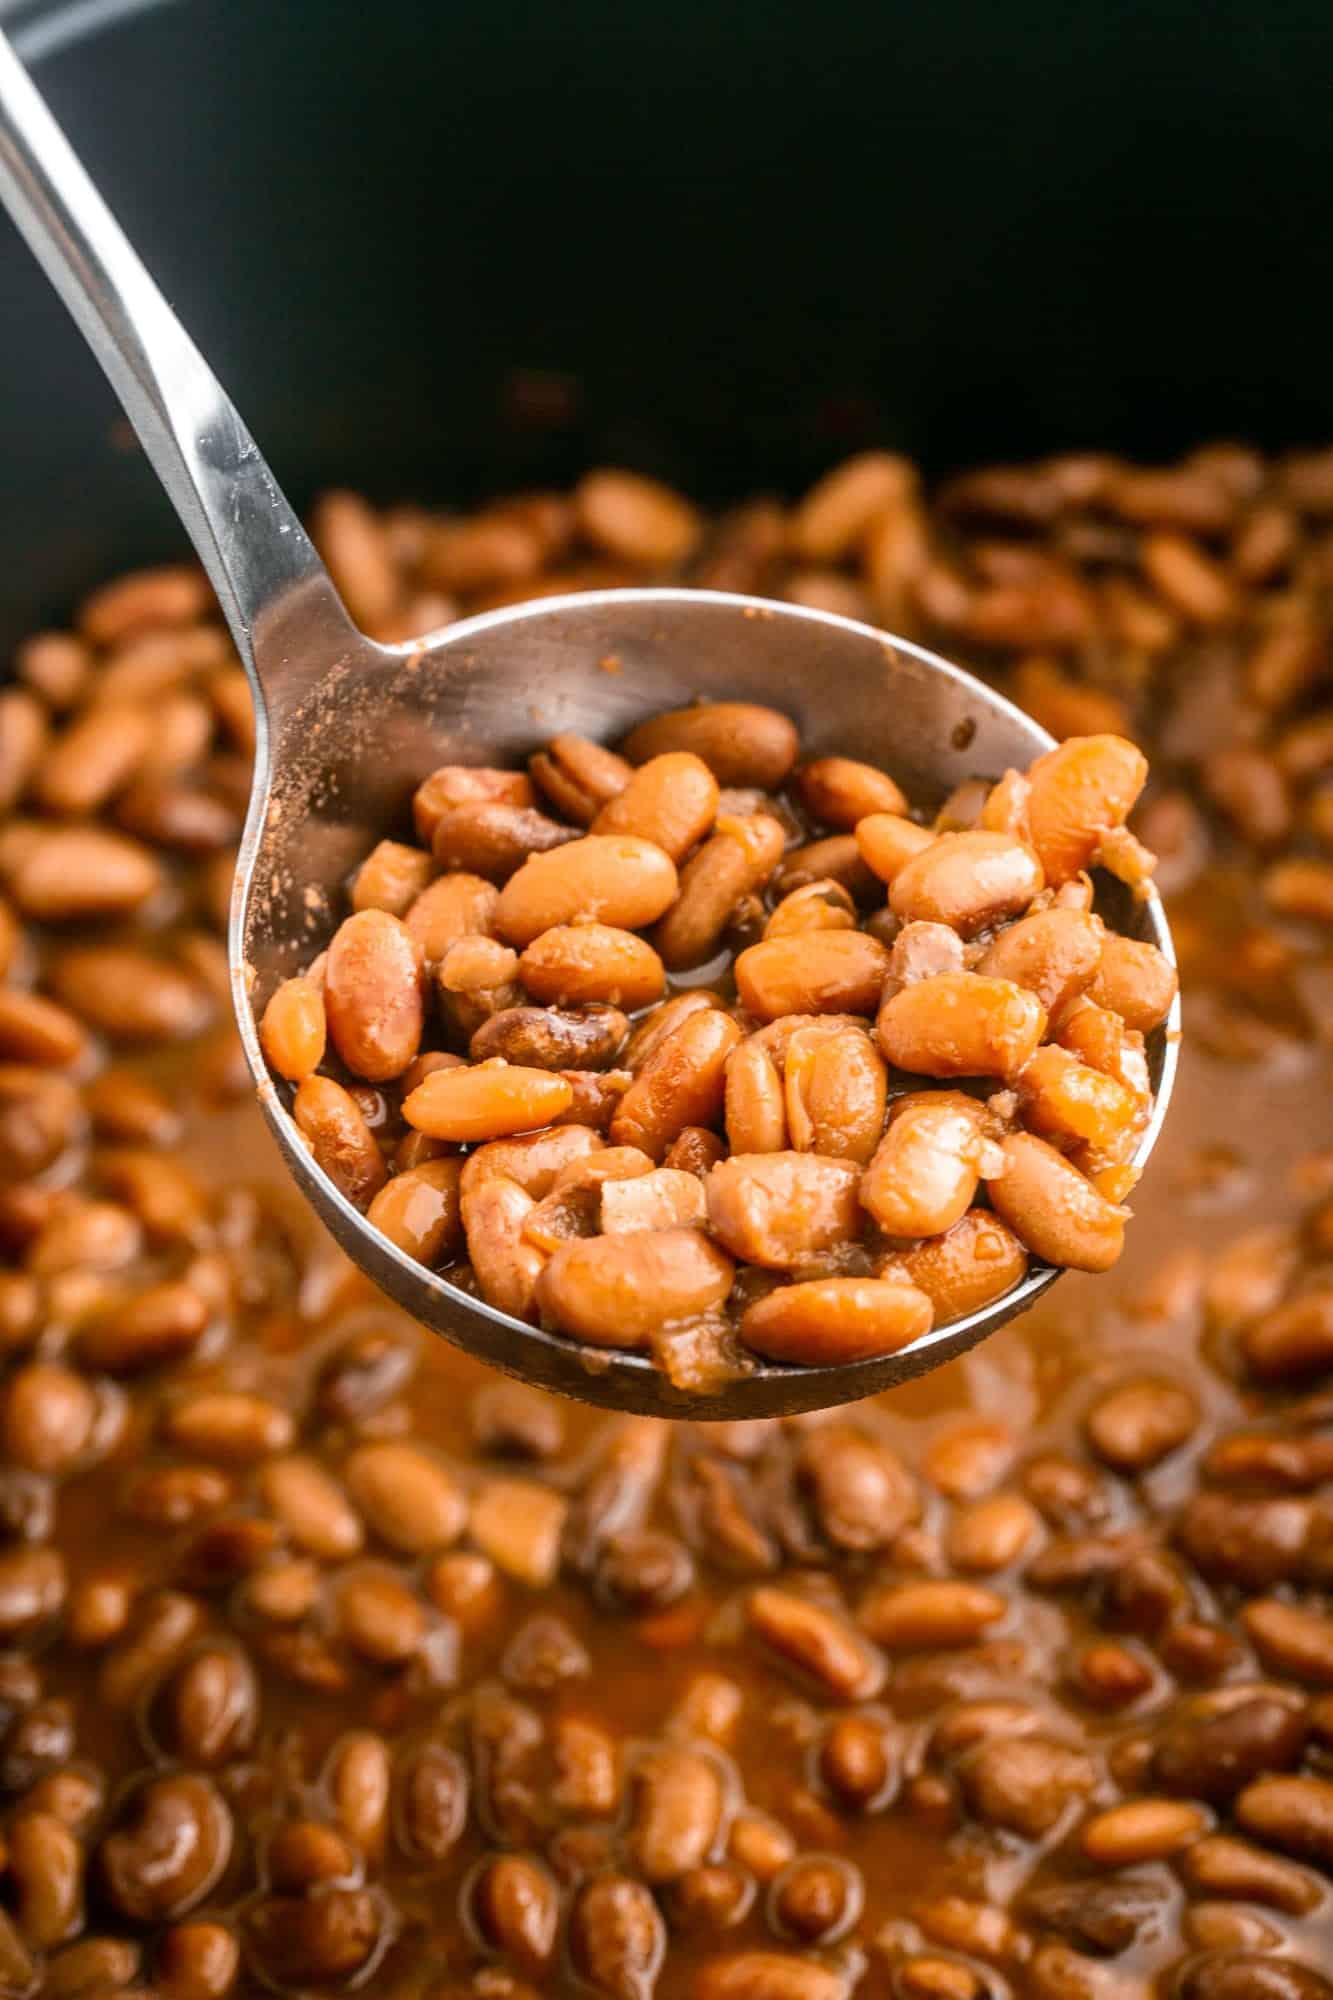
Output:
(0, 33), (1177, 1417)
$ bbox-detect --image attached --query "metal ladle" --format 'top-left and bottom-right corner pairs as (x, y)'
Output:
(0, 33), (1177, 1419)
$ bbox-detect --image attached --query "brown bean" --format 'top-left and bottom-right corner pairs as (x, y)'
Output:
(344, 1440), (466, 1553)
(334, 1561), (426, 1664)
(960, 1735), (1095, 1838)
(946, 1492), (1039, 1572)
(1177, 1957), (1333, 2000)
(1236, 1775), (1333, 1865)
(793, 451), (915, 559)
(155, 1919), (239, 2000)
(34, 702), (152, 816)
(861, 1092), (991, 1238)
(1019, 1044), (1142, 1153)
(1084, 1376), (1197, 1470)
(692, 1952), (847, 2000)
(8, 1811), (83, 1949)
(148, 1644), (257, 1766)
(764, 880), (858, 941)
(741, 1277), (932, 1366)
(529, 732), (633, 824)
(518, 923), (666, 1011)
(575, 467), (701, 564)
(365, 1157), (463, 1264)
(882, 1211), (1028, 1321)
(774, 834), (880, 904)
(1021, 733), (1149, 884)
(462, 1175), (547, 1322)
(987, 1131), (1126, 1271)
(78, 1279), (210, 1374)
(162, 1391), (294, 1461)
(1181, 1834), (1321, 1913)
(860, 1578), (1006, 1650)
(608, 1008), (742, 1161)
(1240, 1291), (1333, 1382)
(537, 1228), (734, 1346)
(1143, 528), (1238, 623)
(403, 871), (499, 963)
(97, 1773), (231, 1921)
(48, 945), (213, 1041)
(0, 989), (82, 1069)
(796, 755), (908, 828)
(242, 1888), (382, 1987)
(403, 1060), (571, 1141)
(4, 823), (161, 921)
(293, 1075), (388, 1207)
(412, 764), (534, 844)
(627, 1745), (725, 1883)
(569, 1872), (666, 2000)
(621, 702), (798, 789)
(707, 1152), (860, 1267)
(350, 837), (436, 915)
(431, 798), (579, 880)
(472, 1852), (560, 1974)
(496, 835), (678, 947)
(1080, 1797), (1208, 1865)
(878, 972), (1045, 1078)
(258, 1454), (363, 1561)
(1086, 933), (1178, 1032)
(472, 1002), (628, 1070)
(258, 976), (326, 1081)
(1243, 1599), (1333, 1685)
(0, 1362), (96, 1476)
(854, 812), (935, 884)
(79, 563), (210, 644)
(725, 1037), (787, 1153)
(323, 909), (424, 1081)
(747, 1585), (884, 1700)
(591, 751), (719, 860)
(781, 1025), (887, 1164)
(655, 814), (786, 969)
(600, 1167), (707, 1234)
(889, 830), (1043, 936)
(977, 906), (1104, 1013)
(736, 931), (891, 1022)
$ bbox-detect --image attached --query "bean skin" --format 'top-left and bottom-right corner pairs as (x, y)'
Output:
(472, 1003), (628, 1071)
(412, 764), (534, 844)
(536, 1228), (734, 1346)
(496, 835), (678, 947)
(735, 931), (891, 1021)
(431, 799), (578, 880)
(741, 1277), (933, 1366)
(878, 973), (1046, 1078)
(987, 1132), (1127, 1271)
(621, 702), (799, 789)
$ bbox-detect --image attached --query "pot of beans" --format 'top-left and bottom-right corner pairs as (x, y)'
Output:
(2, 0), (1333, 1996)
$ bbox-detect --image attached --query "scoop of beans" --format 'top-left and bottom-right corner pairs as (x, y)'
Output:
(259, 714), (1170, 1379)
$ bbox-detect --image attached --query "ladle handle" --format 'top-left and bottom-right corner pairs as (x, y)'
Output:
(0, 29), (354, 696)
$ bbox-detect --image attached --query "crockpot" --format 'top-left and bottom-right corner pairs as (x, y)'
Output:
(2, 0), (1331, 656)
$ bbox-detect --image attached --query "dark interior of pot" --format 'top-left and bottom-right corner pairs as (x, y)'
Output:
(4, 0), (1333, 643)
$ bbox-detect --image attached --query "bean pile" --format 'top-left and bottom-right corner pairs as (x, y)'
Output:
(260, 699), (1172, 1383)
(2, 445), (1333, 1996)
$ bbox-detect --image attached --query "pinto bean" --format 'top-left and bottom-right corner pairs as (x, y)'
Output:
(1022, 733), (1149, 884)
(1019, 1044), (1143, 1152)
(774, 835), (881, 904)
(861, 1092), (991, 1238)
(472, 1002), (628, 1070)
(518, 924), (665, 1010)
(529, 732), (633, 824)
(977, 906), (1104, 1013)
(621, 702), (798, 789)
(569, 1873), (666, 2000)
(350, 838), (436, 916)
(855, 812), (935, 884)
(736, 931), (891, 1022)
(877, 973), (1045, 1078)
(259, 976), (326, 1081)
(764, 880), (858, 941)
(536, 1228), (734, 1346)
(782, 1025), (887, 1163)
(323, 909), (423, 1081)
(591, 751), (719, 860)
(403, 871), (499, 962)
(600, 1168), (707, 1233)
(889, 831), (1043, 936)
(747, 1585), (884, 1701)
(496, 835), (678, 947)
(1086, 933), (1179, 1032)
(404, 1061), (573, 1140)
(627, 1746), (725, 1883)
(431, 799), (579, 880)
(412, 765), (534, 845)
(692, 1951), (848, 2000)
(796, 755), (908, 828)
(655, 815), (785, 970)
(610, 1009), (742, 1160)
(881, 1210), (1028, 1320)
(987, 1132), (1126, 1272)
(293, 1076), (388, 1208)
(707, 1152), (860, 1267)
(366, 1157), (463, 1264)
(344, 1441), (466, 1553)
(741, 1277), (932, 1366)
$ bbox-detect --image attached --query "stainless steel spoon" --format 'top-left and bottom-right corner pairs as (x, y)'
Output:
(0, 33), (1177, 1418)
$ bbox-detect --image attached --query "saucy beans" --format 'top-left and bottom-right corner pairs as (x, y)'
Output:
(255, 668), (1163, 1381)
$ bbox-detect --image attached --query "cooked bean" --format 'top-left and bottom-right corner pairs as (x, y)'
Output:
(4, 824), (161, 921)
(747, 1585), (884, 1700)
(366, 1157), (463, 1264)
(575, 467), (701, 565)
(569, 1872), (666, 2000)
(1181, 1834), (1320, 1913)
(1235, 1775), (1333, 1864)
(529, 731), (633, 824)
(472, 1002), (627, 1070)
(764, 880), (858, 941)
(8, 1811), (83, 1949)
(496, 835), (678, 947)
(1019, 1044), (1142, 1152)
(860, 1578), (1006, 1650)
(707, 1152), (860, 1267)
(78, 1279), (210, 1374)
(34, 702), (151, 815)
(431, 798), (579, 880)
(793, 451), (915, 559)
(655, 814), (785, 969)
(977, 905), (1104, 1013)
(293, 1075), (388, 1207)
(258, 975), (326, 1081)
(48, 945), (213, 1041)
(258, 1453), (363, 1559)
(741, 1277), (932, 1366)
(591, 750), (719, 860)
(610, 1008), (742, 1160)
(96, 1773), (231, 1921)
(1243, 1599), (1333, 1684)
(351, 837), (436, 915)
(628, 1745), (725, 1883)
(797, 755), (908, 828)
(781, 1024), (887, 1164)
(1022, 733), (1149, 884)
(519, 923), (666, 1009)
(736, 931), (891, 1021)
(725, 1037), (787, 1153)
(878, 972), (1045, 1078)
(323, 909), (423, 1081)
(1081, 1797), (1209, 1865)
(344, 1441), (466, 1553)
(412, 764), (534, 844)
(889, 830), (1043, 936)
(403, 870), (499, 962)
(692, 1952), (847, 2000)
(988, 1132), (1126, 1271)
(404, 1061), (573, 1140)
(774, 834), (880, 904)
(537, 1228), (734, 1346)
(882, 1210), (1028, 1320)
(861, 1092), (991, 1238)
(855, 811), (935, 884)
(1086, 932), (1179, 1031)
(1085, 1376), (1198, 1470)
(622, 702), (798, 789)
(601, 1168), (707, 1233)
(1239, 1291), (1333, 1382)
